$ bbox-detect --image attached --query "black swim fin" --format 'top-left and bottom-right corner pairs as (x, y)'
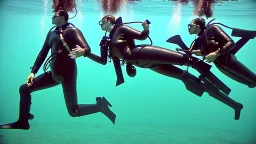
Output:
(112, 57), (125, 86)
(182, 71), (206, 97)
(96, 97), (116, 124)
(166, 35), (190, 54)
(0, 101), (34, 130)
(0, 113), (34, 130)
(230, 36), (254, 55)
(203, 71), (231, 95)
(231, 28), (256, 39)
(0, 121), (30, 130)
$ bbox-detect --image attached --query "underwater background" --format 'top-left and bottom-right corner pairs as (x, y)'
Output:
(0, 0), (256, 143)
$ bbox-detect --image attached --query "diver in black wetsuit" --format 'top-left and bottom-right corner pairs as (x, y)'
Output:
(187, 18), (256, 88)
(73, 15), (243, 120)
(0, 10), (116, 130)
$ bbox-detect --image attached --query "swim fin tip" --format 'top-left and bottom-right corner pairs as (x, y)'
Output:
(231, 28), (256, 39)
(166, 35), (189, 50)
(0, 122), (30, 130)
(97, 97), (116, 124)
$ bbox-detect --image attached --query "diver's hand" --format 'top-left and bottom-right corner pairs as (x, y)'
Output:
(191, 50), (202, 56)
(142, 21), (149, 31)
(69, 45), (85, 59)
(205, 50), (220, 63)
(27, 73), (35, 87)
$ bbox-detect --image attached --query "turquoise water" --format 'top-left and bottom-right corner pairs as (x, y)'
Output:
(0, 0), (256, 144)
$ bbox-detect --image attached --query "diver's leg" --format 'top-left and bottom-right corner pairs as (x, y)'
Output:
(215, 55), (256, 88)
(150, 64), (206, 96)
(132, 46), (230, 95)
(0, 71), (60, 130)
(199, 76), (243, 120)
(150, 64), (243, 119)
(134, 46), (211, 73)
(61, 70), (116, 124)
(215, 63), (253, 86)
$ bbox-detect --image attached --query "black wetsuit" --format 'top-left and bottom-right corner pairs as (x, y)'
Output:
(88, 24), (243, 120)
(193, 25), (256, 88)
(0, 23), (115, 130)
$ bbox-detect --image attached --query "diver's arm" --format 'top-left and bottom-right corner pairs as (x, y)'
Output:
(121, 25), (149, 40)
(212, 25), (235, 55)
(69, 28), (91, 57)
(87, 45), (108, 65)
(30, 34), (51, 74)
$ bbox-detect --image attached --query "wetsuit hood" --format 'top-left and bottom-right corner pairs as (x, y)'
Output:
(109, 17), (123, 38)
(198, 27), (206, 36)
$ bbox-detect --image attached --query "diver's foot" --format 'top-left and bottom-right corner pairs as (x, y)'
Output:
(96, 97), (116, 124)
(96, 97), (112, 107)
(0, 121), (30, 130)
(234, 103), (243, 120)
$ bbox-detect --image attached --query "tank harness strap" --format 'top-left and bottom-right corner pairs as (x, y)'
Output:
(59, 28), (71, 52)
(43, 27), (72, 72)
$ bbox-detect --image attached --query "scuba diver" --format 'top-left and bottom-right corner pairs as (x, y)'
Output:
(167, 18), (256, 88)
(0, 10), (116, 130)
(70, 14), (243, 120)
